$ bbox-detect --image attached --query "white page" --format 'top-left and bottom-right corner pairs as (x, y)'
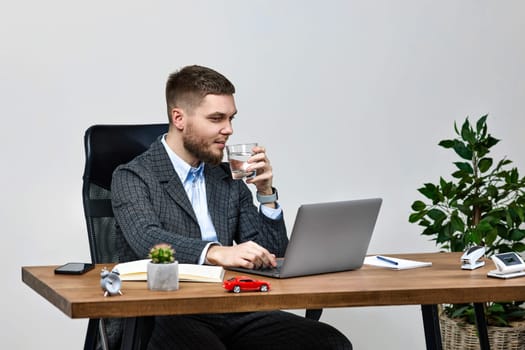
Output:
(364, 255), (432, 270)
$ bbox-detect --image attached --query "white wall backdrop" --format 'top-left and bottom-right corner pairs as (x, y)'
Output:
(2, 1), (525, 349)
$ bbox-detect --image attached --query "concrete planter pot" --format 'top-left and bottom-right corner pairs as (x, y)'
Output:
(147, 261), (179, 291)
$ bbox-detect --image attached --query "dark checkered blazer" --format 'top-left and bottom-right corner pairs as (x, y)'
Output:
(111, 139), (288, 264)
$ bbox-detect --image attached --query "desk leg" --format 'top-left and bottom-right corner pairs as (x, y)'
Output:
(84, 318), (109, 350)
(473, 303), (491, 350)
(421, 304), (443, 350)
(84, 318), (99, 350)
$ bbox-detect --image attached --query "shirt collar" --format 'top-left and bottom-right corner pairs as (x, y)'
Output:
(161, 134), (204, 183)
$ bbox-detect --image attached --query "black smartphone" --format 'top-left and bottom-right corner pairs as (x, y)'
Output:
(54, 262), (95, 275)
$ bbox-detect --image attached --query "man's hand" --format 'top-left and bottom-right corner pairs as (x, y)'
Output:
(245, 145), (275, 207)
(206, 241), (277, 269)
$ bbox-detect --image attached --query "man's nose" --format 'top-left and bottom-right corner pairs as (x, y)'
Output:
(221, 121), (233, 135)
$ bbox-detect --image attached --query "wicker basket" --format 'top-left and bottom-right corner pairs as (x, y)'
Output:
(440, 313), (525, 350)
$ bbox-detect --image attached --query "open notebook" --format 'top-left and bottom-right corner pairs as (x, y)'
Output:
(364, 255), (432, 270)
(114, 259), (224, 283)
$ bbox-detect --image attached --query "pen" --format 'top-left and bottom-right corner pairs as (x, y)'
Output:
(377, 255), (399, 266)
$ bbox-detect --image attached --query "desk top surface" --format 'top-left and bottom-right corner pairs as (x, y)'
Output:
(22, 252), (525, 319)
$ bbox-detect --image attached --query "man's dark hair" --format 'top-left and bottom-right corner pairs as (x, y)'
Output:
(165, 65), (236, 119)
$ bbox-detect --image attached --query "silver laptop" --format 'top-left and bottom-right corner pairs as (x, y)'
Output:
(228, 197), (382, 278)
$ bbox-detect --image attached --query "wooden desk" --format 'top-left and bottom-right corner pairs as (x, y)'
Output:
(22, 253), (525, 349)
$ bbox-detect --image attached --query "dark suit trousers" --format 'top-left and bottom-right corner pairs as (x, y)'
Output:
(147, 310), (352, 350)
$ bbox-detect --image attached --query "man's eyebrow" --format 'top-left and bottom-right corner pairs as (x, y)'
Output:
(208, 111), (237, 118)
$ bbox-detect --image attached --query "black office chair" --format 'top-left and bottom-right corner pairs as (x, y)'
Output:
(82, 124), (169, 350)
(82, 123), (322, 350)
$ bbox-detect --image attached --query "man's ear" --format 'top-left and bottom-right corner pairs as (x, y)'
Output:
(170, 108), (185, 131)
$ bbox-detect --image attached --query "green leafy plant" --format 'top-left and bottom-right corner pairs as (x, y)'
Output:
(149, 243), (176, 264)
(409, 115), (525, 326)
(444, 302), (525, 327)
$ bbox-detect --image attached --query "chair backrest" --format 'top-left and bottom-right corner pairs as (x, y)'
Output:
(82, 124), (169, 264)
(82, 124), (168, 350)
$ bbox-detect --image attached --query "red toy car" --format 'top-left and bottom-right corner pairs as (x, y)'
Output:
(223, 276), (271, 293)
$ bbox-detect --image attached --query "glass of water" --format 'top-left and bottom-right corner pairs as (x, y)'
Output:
(226, 143), (257, 180)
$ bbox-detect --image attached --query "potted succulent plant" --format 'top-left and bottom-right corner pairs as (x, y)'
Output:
(147, 243), (179, 291)
(409, 115), (525, 349)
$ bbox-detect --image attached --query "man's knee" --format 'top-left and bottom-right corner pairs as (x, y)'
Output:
(318, 322), (352, 350)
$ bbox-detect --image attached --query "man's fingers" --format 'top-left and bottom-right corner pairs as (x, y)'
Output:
(207, 241), (276, 269)
(239, 242), (276, 268)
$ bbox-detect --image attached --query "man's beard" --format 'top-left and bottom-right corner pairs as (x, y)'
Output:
(183, 133), (223, 166)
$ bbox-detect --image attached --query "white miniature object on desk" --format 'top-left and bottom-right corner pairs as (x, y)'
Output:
(487, 252), (525, 279)
(461, 246), (486, 270)
(100, 267), (123, 296)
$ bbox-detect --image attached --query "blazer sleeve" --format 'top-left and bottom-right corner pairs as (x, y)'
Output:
(233, 180), (289, 257)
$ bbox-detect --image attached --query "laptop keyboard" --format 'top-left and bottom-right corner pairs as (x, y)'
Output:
(257, 259), (284, 273)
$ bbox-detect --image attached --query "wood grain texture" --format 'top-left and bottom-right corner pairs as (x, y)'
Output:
(22, 253), (525, 319)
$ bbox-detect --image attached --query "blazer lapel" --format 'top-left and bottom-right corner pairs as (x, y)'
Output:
(205, 164), (231, 243)
(165, 179), (198, 224)
(149, 140), (198, 223)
